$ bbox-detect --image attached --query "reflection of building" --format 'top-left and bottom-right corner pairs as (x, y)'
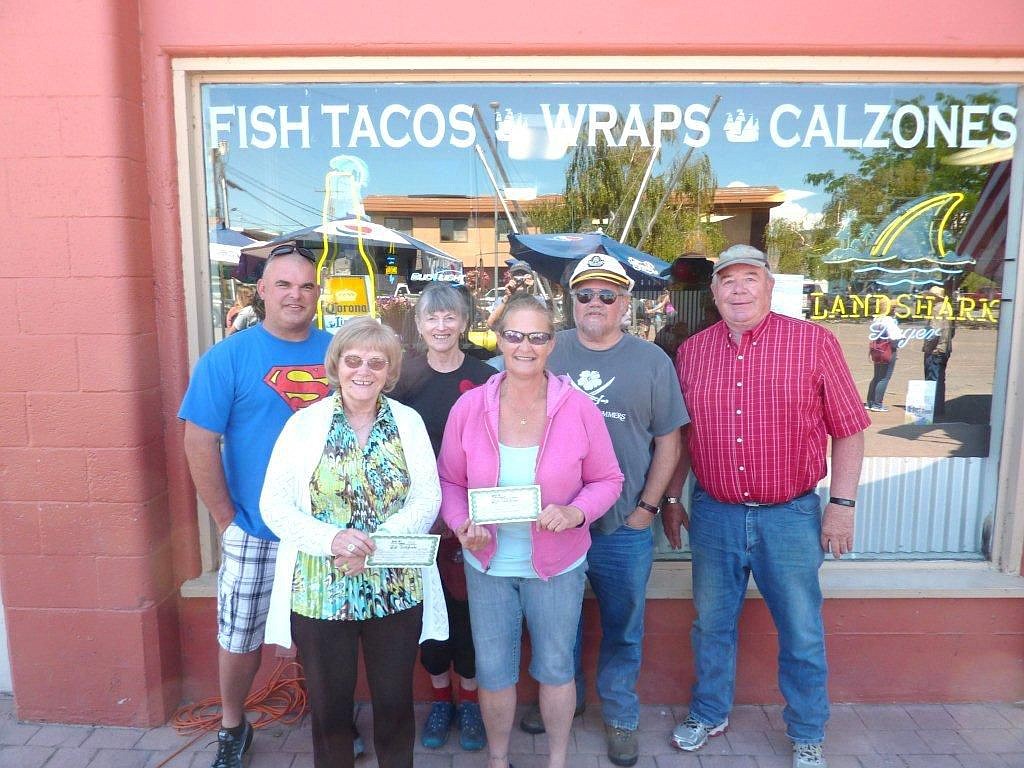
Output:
(363, 187), (785, 270)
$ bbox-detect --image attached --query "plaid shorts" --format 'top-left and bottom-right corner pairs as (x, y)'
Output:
(217, 522), (278, 653)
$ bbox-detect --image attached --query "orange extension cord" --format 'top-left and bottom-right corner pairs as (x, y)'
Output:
(153, 658), (309, 768)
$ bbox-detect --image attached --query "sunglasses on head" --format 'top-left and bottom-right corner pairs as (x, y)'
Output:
(268, 243), (316, 262)
(572, 288), (623, 305)
(342, 354), (389, 371)
(500, 329), (553, 345)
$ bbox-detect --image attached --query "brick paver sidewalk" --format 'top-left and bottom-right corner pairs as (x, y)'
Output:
(1, 695), (1021, 767)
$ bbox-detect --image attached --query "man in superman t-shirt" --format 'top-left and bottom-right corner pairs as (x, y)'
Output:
(179, 245), (331, 768)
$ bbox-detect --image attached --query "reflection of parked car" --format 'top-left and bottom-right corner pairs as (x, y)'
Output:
(478, 275), (565, 327)
(802, 279), (828, 318)
(477, 288), (504, 314)
(389, 283), (419, 303)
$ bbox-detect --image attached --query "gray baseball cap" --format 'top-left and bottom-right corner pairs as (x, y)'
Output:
(712, 244), (770, 275)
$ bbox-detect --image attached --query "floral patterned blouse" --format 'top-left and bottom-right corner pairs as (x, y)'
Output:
(290, 395), (423, 620)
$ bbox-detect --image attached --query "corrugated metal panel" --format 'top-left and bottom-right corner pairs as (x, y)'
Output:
(656, 456), (989, 560)
(836, 456), (988, 559)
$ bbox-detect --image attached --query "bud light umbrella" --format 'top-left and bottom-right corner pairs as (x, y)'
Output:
(508, 231), (670, 289)
(235, 216), (459, 283)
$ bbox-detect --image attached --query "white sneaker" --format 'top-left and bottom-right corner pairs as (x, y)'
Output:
(671, 715), (728, 751)
(792, 742), (826, 768)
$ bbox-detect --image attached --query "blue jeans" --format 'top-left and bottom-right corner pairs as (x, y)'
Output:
(923, 352), (948, 417)
(466, 563), (586, 690)
(688, 487), (828, 744)
(572, 524), (654, 730)
(866, 353), (897, 407)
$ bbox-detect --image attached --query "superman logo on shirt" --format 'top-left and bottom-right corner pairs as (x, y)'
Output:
(264, 365), (330, 412)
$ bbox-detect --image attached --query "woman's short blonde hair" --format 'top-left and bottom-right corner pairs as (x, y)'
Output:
(324, 317), (403, 392)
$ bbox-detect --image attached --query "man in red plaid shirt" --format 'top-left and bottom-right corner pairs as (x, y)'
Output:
(664, 245), (869, 768)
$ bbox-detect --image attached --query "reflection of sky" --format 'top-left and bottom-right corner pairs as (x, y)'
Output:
(202, 82), (1016, 234)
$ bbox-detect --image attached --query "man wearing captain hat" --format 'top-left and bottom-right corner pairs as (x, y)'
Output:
(517, 252), (688, 768)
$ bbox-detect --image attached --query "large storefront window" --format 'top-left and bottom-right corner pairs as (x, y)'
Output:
(192, 75), (1018, 563)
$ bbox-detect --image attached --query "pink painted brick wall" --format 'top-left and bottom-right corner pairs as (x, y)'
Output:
(0, 0), (179, 725)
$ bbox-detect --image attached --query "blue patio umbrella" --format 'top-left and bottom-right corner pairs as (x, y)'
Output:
(508, 231), (670, 289)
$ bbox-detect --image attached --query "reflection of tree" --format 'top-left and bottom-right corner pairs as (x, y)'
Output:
(765, 219), (806, 274)
(529, 127), (725, 262)
(658, 156), (727, 260)
(804, 92), (1002, 286)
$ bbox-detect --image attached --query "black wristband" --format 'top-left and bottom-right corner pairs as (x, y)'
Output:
(636, 500), (660, 515)
(829, 496), (856, 507)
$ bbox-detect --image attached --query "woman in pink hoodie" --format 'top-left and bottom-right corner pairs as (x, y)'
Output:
(438, 293), (623, 768)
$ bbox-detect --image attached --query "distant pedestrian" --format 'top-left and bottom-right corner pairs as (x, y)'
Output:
(922, 286), (955, 420)
(865, 298), (903, 412)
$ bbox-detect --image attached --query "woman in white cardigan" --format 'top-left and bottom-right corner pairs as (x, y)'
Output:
(261, 318), (447, 768)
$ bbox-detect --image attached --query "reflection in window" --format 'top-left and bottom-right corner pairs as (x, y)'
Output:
(196, 79), (1020, 563)
(384, 216), (413, 234)
(440, 217), (468, 242)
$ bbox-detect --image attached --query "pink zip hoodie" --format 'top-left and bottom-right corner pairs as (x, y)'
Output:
(438, 371), (624, 579)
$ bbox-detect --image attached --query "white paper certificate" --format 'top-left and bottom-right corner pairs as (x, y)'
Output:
(468, 484), (542, 525)
(365, 534), (440, 568)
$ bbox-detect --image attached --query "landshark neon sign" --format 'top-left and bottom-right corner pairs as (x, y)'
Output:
(809, 293), (999, 323)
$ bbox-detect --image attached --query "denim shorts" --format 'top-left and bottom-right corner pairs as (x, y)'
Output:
(217, 523), (277, 653)
(465, 563), (586, 690)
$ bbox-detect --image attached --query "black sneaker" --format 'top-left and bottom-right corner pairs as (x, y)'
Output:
(211, 720), (253, 768)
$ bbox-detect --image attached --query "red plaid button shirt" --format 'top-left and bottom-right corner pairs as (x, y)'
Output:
(676, 312), (869, 504)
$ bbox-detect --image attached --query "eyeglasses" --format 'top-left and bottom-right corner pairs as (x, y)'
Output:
(342, 354), (389, 371)
(500, 329), (553, 346)
(268, 243), (316, 262)
(572, 288), (624, 305)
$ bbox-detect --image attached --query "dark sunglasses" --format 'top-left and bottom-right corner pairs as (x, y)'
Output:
(500, 329), (553, 345)
(268, 243), (316, 262)
(342, 354), (389, 371)
(572, 288), (623, 305)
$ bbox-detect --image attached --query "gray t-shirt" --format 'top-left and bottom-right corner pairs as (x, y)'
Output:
(547, 330), (689, 534)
